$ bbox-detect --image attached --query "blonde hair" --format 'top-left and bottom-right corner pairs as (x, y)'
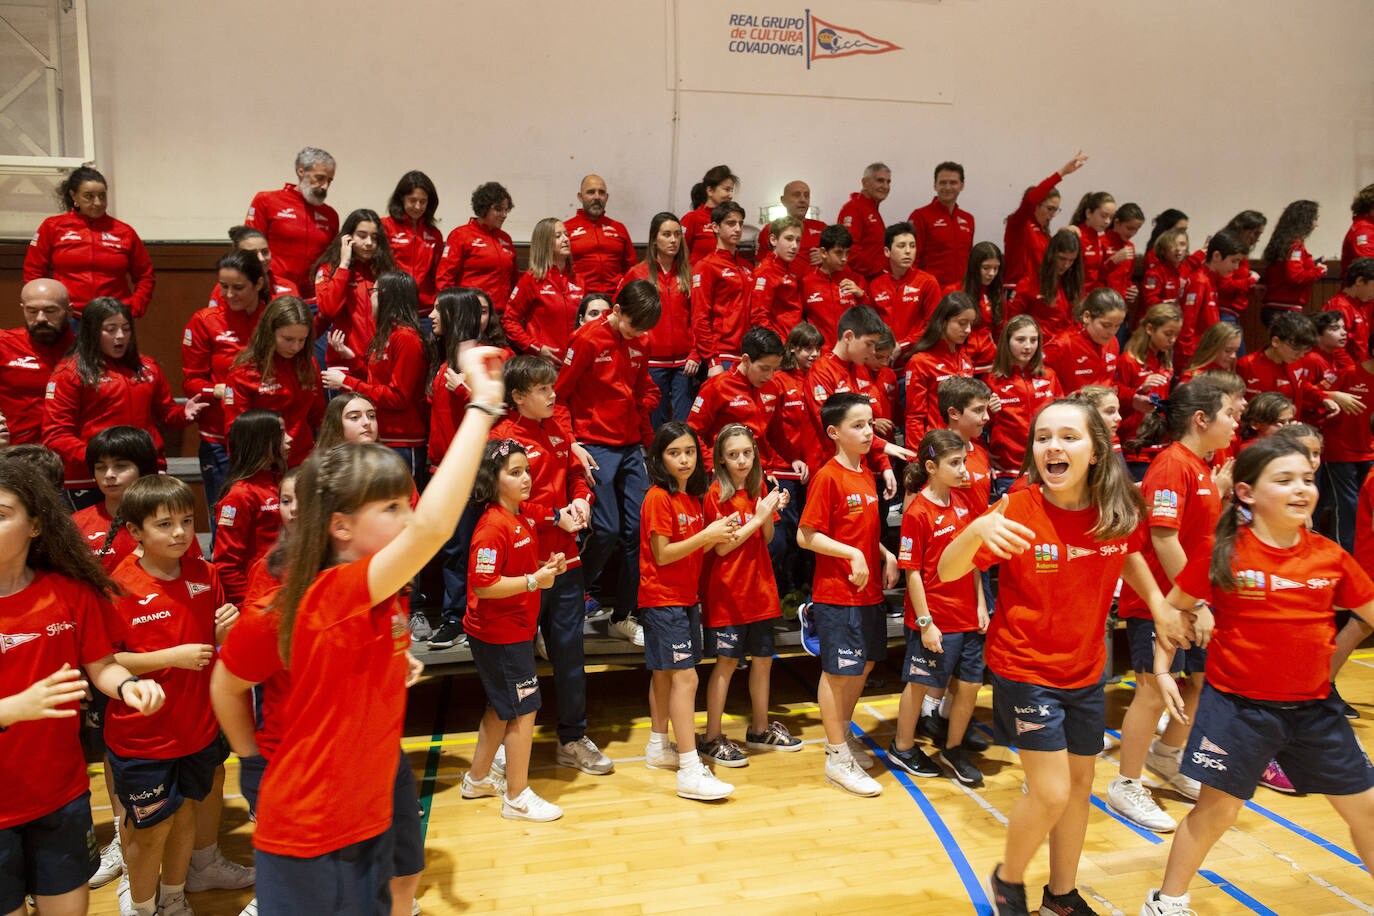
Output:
(1123, 302), (1183, 368)
(712, 425), (762, 501)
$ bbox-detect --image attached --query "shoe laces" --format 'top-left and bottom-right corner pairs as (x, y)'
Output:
(1120, 779), (1158, 807)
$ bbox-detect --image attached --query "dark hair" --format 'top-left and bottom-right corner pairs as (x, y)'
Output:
(990, 314), (1048, 379)
(386, 170), (439, 228)
(1, 445), (63, 491)
(961, 241), (1005, 328)
(472, 439), (528, 505)
(1241, 391), (1295, 438)
(933, 161), (964, 182)
(1146, 208), (1189, 252)
(1221, 210), (1267, 250)
(837, 305), (886, 340)
(1078, 287), (1128, 324)
(912, 292), (978, 355)
(1025, 400), (1144, 540)
(647, 421), (706, 496)
(820, 391), (871, 432)
(367, 272), (434, 376)
(615, 279), (662, 331)
(74, 297), (142, 386)
(1039, 229), (1083, 309)
(1311, 310), (1345, 337)
(1346, 257), (1374, 286)
(883, 221), (917, 249)
(820, 224), (854, 251)
(218, 410), (287, 501)
(712, 424), (763, 501)
(262, 466), (301, 582)
(233, 295), (318, 388)
(1266, 311), (1317, 349)
(435, 286), (504, 367)
(690, 165), (737, 210)
(781, 322), (824, 371)
(1262, 200), (1319, 266)
(741, 326), (785, 361)
(471, 181), (512, 219)
(314, 209), (397, 276)
(1127, 378), (1227, 452)
(937, 376), (991, 422)
(1070, 191), (1116, 227)
(228, 225), (266, 247)
(643, 211), (691, 297)
(1211, 436), (1312, 591)
(271, 443), (413, 661)
(1351, 184), (1374, 220)
(315, 394), (374, 453)
(85, 426), (157, 477)
(1111, 203), (1145, 227)
(0, 458), (114, 596)
(1273, 422), (1322, 456)
(903, 428), (966, 493)
(117, 475), (195, 531)
(218, 249), (270, 307)
(710, 200), (745, 225)
(1206, 229), (1246, 261)
(575, 293), (611, 325)
(56, 165), (106, 212)
(503, 354), (558, 400)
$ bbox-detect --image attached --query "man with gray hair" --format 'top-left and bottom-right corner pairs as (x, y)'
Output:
(244, 146), (340, 295)
(837, 163), (891, 281)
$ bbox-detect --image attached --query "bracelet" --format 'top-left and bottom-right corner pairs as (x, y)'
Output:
(1152, 671), (1174, 677)
(465, 402), (506, 419)
(117, 676), (140, 703)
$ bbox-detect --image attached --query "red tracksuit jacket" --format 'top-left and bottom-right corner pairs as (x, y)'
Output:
(1009, 276), (1074, 340)
(801, 266), (868, 347)
(565, 210), (636, 293)
(213, 470), (282, 605)
(681, 204), (717, 264)
(1262, 241), (1326, 311)
(554, 317), (658, 447)
(244, 184), (339, 297)
(1044, 326), (1119, 392)
(904, 340), (974, 446)
(24, 211), (155, 317)
(909, 199), (975, 288)
(1099, 230), (1136, 301)
(490, 412), (592, 567)
(1236, 349), (1323, 416)
(436, 219), (519, 309)
(983, 366), (1062, 476)
(837, 193), (886, 280)
(768, 368), (809, 480)
(1116, 349), (1173, 459)
(803, 350), (892, 475)
(1323, 291), (1373, 365)
(691, 250), (754, 366)
(1177, 266), (1222, 367)
(1343, 217), (1374, 283)
(620, 262), (694, 366)
(687, 369), (783, 471)
(1002, 173), (1060, 288)
(0, 326), (73, 445)
(759, 218), (826, 265)
(382, 216), (443, 312)
(224, 356), (325, 466)
(347, 326), (430, 447)
(749, 253), (804, 340)
(315, 263), (377, 374)
(502, 266), (584, 357)
(1076, 225), (1105, 292)
(181, 303), (264, 442)
(870, 267), (942, 351)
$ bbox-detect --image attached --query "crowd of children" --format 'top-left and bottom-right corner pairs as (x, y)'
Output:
(4, 155), (1374, 916)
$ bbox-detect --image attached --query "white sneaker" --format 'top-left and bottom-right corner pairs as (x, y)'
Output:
(1145, 740), (1182, 780)
(534, 629), (549, 660)
(608, 616), (645, 646)
(408, 613), (434, 643)
(117, 876), (134, 916)
(645, 738), (679, 770)
(501, 786), (563, 821)
(185, 848), (255, 892)
(461, 771), (507, 798)
(157, 891), (194, 916)
(845, 733), (875, 770)
(238, 899), (258, 916)
(556, 736), (614, 775)
(1167, 771), (1201, 801)
(411, 899), (421, 916)
(825, 751), (882, 796)
(1141, 888), (1197, 915)
(1156, 711), (1171, 735)
(491, 744), (506, 777)
(1107, 776), (1176, 833)
(90, 834), (123, 887)
(676, 765), (734, 800)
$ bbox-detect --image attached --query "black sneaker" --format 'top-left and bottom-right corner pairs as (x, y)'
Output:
(989, 865), (1028, 916)
(428, 622), (464, 650)
(961, 727), (991, 752)
(697, 734), (749, 768)
(1332, 683), (1359, 719)
(917, 713), (949, 744)
(939, 745), (985, 787)
(1039, 885), (1098, 915)
(887, 740), (940, 777)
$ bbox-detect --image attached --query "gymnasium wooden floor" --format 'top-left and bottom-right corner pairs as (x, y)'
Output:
(85, 649), (1374, 915)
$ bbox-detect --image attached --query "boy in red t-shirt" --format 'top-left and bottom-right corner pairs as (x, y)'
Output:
(70, 427), (158, 574)
(797, 392), (899, 797)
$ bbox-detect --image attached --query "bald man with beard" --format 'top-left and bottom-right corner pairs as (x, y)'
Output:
(758, 180), (827, 267)
(0, 279), (75, 444)
(565, 174), (637, 295)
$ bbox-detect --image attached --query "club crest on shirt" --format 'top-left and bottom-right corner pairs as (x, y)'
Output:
(1236, 569), (1266, 595)
(1033, 543), (1059, 571)
(474, 547), (498, 575)
(188, 582), (211, 597)
(218, 506), (236, 527)
(1066, 545), (1095, 561)
(0, 632), (39, 653)
(1015, 719), (1045, 734)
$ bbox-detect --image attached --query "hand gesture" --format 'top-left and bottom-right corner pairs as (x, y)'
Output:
(1325, 391), (1366, 415)
(3, 664), (87, 723)
(703, 514), (740, 546)
(320, 367), (348, 391)
(1212, 458), (1234, 500)
(443, 366), (465, 392)
(974, 495), (1034, 558)
(792, 459), (810, 484)
(920, 621), (944, 654)
(458, 345), (506, 409)
(338, 234), (354, 268)
(1059, 150), (1089, 176)
(1109, 246), (1134, 264)
(121, 678), (166, 716)
(214, 604), (239, 644)
(533, 553), (566, 588)
(556, 505), (585, 533)
(183, 393), (209, 422)
(756, 489), (782, 517)
(987, 392), (1003, 414)
(1192, 603), (1215, 648)
(327, 330), (356, 361)
(774, 487), (791, 511)
(838, 278), (864, 299)
(171, 643), (215, 672)
(873, 417), (895, 438)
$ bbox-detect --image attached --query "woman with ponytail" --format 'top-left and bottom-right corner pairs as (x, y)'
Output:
(1068, 191), (1116, 292)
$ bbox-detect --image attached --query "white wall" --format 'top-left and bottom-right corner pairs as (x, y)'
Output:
(3, 0), (1372, 259)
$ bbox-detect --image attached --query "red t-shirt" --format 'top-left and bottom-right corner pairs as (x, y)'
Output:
(897, 490), (979, 631)
(701, 481), (781, 627)
(1175, 528), (1374, 702)
(465, 505), (542, 644)
(800, 458), (882, 606)
(105, 555), (222, 759)
(0, 572), (114, 829)
(975, 486), (1146, 689)
(638, 487), (705, 608)
(1356, 467), (1374, 570)
(213, 471), (282, 605)
(71, 502), (138, 572)
(253, 556), (409, 857)
(1118, 443), (1220, 618)
(963, 437), (992, 509)
(216, 593), (291, 761)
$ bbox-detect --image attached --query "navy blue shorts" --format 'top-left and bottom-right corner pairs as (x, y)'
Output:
(468, 636), (541, 721)
(1181, 683), (1374, 800)
(1126, 617), (1205, 675)
(108, 734), (229, 829)
(256, 830), (394, 916)
(902, 629), (985, 688)
(642, 605), (702, 670)
(990, 671), (1106, 756)
(389, 754), (424, 878)
(0, 791), (98, 911)
(813, 602), (887, 676)
(707, 620), (775, 659)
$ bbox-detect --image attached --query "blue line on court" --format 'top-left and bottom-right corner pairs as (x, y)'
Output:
(1198, 869), (1280, 915)
(1088, 795), (1162, 845)
(854, 724), (993, 916)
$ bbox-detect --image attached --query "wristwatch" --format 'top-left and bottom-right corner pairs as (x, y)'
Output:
(524, 573), (538, 592)
(916, 615), (933, 628)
